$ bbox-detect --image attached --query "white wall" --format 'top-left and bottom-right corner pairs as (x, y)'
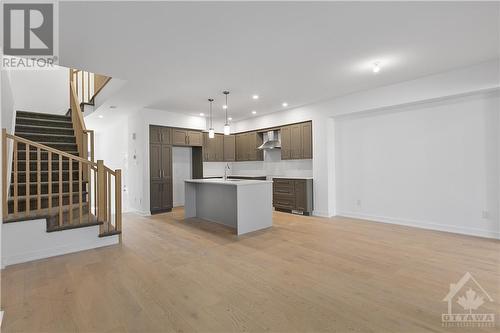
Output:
(86, 114), (130, 212)
(231, 59), (500, 218)
(8, 66), (69, 115)
(172, 147), (192, 206)
(334, 90), (500, 238)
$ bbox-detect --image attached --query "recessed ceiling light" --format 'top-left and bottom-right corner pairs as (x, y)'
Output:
(199, 113), (204, 116)
(228, 117), (233, 121)
(251, 110), (257, 115)
(109, 105), (117, 109)
(252, 95), (259, 100)
(98, 115), (104, 119)
(282, 102), (288, 107)
(372, 62), (381, 73)
(222, 104), (228, 109)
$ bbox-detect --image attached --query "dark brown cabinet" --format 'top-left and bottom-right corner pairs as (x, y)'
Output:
(150, 136), (172, 214)
(280, 121), (312, 160)
(203, 133), (224, 161)
(223, 135), (236, 161)
(235, 131), (263, 161)
(172, 129), (203, 146)
(272, 177), (313, 215)
(150, 126), (171, 145)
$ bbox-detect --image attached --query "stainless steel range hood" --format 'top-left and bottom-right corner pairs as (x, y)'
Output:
(258, 130), (281, 150)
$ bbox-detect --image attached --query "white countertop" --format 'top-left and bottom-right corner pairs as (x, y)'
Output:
(204, 174), (267, 178)
(185, 178), (273, 186)
(272, 176), (314, 180)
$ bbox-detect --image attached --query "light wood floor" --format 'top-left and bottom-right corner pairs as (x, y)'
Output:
(2, 208), (499, 332)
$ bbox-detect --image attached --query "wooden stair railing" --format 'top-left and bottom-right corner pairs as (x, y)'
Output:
(70, 69), (111, 105)
(2, 130), (122, 234)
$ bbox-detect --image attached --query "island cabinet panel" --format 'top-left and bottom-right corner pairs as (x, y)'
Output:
(280, 121), (312, 160)
(272, 177), (313, 215)
(223, 135), (236, 161)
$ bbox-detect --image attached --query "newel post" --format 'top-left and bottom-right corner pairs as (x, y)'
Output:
(2, 128), (8, 219)
(115, 169), (122, 234)
(97, 160), (106, 222)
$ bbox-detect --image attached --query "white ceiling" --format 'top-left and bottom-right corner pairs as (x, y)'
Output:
(59, 1), (500, 120)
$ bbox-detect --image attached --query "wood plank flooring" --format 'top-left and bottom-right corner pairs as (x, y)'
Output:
(2, 208), (499, 332)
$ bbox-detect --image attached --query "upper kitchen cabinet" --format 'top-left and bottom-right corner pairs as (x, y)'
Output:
(236, 131), (263, 161)
(223, 135), (236, 161)
(280, 121), (312, 160)
(172, 129), (203, 146)
(150, 125), (172, 144)
(203, 133), (224, 161)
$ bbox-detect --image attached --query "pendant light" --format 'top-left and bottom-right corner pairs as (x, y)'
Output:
(223, 91), (230, 135)
(208, 98), (215, 138)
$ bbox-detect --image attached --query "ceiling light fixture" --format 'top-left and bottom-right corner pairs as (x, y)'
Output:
(252, 94), (259, 100)
(282, 102), (288, 107)
(252, 110), (257, 115)
(208, 98), (215, 139)
(223, 91), (231, 135)
(228, 117), (232, 121)
(372, 62), (381, 73)
(98, 115), (104, 119)
(199, 113), (204, 116)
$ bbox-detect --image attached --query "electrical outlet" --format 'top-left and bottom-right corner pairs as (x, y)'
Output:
(482, 210), (489, 219)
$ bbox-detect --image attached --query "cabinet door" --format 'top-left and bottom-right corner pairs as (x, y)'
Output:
(172, 129), (187, 145)
(150, 144), (162, 181)
(294, 180), (307, 211)
(280, 126), (291, 160)
(161, 145), (172, 182)
(290, 124), (302, 159)
(215, 134), (224, 161)
(187, 131), (203, 146)
(223, 135), (236, 161)
(301, 122), (312, 159)
(150, 182), (163, 212)
(161, 127), (172, 144)
(161, 145), (172, 210)
(150, 126), (162, 144)
(203, 133), (212, 161)
(161, 180), (172, 210)
(236, 134), (245, 161)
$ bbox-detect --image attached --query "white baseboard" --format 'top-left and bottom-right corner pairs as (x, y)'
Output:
(336, 211), (500, 240)
(313, 210), (333, 218)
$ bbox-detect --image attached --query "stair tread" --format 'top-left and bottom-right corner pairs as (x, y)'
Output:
(16, 116), (72, 123)
(8, 191), (88, 202)
(3, 202), (90, 223)
(10, 180), (87, 186)
(15, 132), (76, 138)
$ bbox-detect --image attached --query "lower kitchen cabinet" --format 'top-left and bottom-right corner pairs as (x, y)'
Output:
(272, 178), (313, 215)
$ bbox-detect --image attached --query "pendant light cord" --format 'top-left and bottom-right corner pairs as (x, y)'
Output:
(225, 93), (228, 124)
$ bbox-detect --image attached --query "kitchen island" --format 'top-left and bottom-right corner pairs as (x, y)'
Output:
(184, 178), (273, 235)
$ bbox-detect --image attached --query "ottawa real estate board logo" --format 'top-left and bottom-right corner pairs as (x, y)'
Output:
(2, 1), (58, 69)
(442, 272), (495, 328)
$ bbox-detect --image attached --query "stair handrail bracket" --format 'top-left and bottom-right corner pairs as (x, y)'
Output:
(2, 130), (122, 237)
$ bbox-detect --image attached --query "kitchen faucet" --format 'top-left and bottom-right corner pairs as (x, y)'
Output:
(224, 163), (230, 181)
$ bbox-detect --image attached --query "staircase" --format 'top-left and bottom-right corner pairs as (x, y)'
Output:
(5, 111), (99, 232)
(2, 68), (121, 256)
